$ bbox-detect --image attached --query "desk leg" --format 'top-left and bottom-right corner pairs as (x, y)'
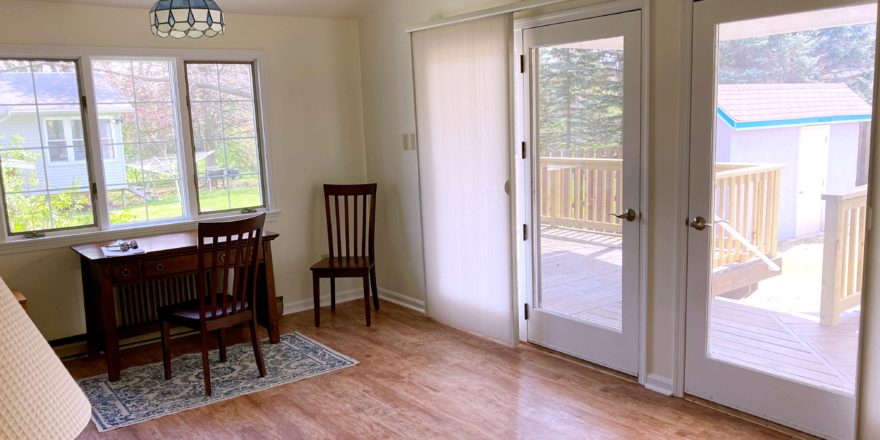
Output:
(99, 265), (121, 382)
(260, 242), (281, 344)
(80, 257), (100, 359)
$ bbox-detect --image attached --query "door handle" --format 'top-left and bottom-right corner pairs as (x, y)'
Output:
(610, 208), (637, 222)
(688, 216), (712, 231)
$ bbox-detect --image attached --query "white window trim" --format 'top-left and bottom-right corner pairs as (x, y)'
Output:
(0, 45), (279, 252)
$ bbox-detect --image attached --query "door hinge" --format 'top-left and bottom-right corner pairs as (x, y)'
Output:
(524, 303), (529, 320)
(80, 95), (87, 109)
(521, 141), (527, 159)
(90, 182), (98, 195)
(520, 55), (525, 74)
(522, 224), (528, 241)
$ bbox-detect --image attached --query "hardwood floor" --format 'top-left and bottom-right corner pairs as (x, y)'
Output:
(67, 301), (797, 439)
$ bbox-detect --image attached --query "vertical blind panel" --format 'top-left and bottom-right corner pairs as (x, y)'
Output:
(412, 14), (515, 344)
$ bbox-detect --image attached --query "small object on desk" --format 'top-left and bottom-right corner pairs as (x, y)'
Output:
(101, 240), (147, 258)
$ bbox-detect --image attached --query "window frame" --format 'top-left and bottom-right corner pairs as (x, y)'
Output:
(0, 57), (100, 237)
(0, 46), (276, 250)
(183, 60), (269, 215)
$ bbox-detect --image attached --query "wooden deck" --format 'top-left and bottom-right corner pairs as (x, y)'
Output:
(540, 227), (858, 394)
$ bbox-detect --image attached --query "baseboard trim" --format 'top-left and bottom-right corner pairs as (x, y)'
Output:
(281, 287), (426, 316)
(645, 373), (675, 396)
(54, 287), (426, 358)
(378, 288), (426, 314)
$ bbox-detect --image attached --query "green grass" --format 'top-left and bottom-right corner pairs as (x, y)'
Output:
(110, 185), (263, 225)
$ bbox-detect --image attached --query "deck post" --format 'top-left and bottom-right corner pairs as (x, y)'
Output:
(820, 193), (843, 327)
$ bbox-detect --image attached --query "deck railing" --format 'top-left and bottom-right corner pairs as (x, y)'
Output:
(539, 159), (783, 269)
(539, 157), (624, 233)
(821, 187), (868, 326)
(712, 163), (783, 267)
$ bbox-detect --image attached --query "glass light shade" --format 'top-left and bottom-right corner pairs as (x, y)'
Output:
(150, 0), (225, 39)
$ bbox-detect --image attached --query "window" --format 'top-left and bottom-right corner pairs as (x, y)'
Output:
(185, 62), (265, 213)
(92, 59), (184, 225)
(0, 59), (96, 235)
(0, 53), (270, 240)
(45, 119), (86, 163)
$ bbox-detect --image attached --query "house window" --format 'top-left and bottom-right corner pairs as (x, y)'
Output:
(0, 59), (96, 234)
(185, 62), (266, 213)
(0, 53), (271, 240)
(45, 119), (88, 163)
(46, 119), (70, 162)
(92, 59), (185, 225)
(98, 119), (117, 160)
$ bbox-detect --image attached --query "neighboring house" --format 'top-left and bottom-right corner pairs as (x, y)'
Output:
(715, 83), (872, 241)
(0, 72), (131, 193)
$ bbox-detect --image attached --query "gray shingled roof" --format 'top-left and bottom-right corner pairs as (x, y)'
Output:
(0, 72), (128, 107)
(717, 83), (871, 129)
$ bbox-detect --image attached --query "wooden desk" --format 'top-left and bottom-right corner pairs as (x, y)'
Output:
(72, 230), (280, 382)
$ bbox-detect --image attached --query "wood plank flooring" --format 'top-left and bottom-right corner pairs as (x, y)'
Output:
(66, 301), (795, 439)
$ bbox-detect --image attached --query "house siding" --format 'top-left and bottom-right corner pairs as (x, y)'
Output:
(0, 113), (127, 193)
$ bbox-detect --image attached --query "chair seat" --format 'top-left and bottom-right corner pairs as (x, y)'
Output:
(310, 257), (375, 271)
(159, 296), (248, 322)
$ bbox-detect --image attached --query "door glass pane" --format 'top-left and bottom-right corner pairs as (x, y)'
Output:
(709, 4), (875, 394)
(536, 37), (625, 331)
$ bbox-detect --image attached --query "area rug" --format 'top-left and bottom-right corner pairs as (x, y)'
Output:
(78, 332), (358, 432)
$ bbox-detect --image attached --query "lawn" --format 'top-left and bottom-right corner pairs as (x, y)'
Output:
(109, 184), (262, 224)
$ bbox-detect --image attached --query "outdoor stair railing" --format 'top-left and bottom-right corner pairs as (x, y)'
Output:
(821, 187), (868, 326)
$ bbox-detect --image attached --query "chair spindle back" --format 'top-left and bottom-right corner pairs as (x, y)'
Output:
(197, 214), (266, 320)
(323, 184), (377, 260)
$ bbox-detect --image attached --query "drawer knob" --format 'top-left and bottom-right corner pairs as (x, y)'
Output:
(121, 268), (130, 277)
(156, 263), (165, 273)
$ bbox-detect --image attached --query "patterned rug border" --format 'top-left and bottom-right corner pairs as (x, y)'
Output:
(79, 332), (358, 432)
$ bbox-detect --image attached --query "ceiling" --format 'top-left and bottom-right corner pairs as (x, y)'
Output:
(32, 0), (372, 19)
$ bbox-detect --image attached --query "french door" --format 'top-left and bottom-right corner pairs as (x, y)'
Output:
(522, 10), (642, 375)
(685, 1), (875, 438)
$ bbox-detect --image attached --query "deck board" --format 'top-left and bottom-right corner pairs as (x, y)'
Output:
(539, 227), (858, 394)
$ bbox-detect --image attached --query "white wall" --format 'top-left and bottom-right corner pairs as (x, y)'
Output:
(357, 0), (691, 386)
(0, 0), (367, 341)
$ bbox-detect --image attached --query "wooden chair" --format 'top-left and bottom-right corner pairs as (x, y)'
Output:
(159, 214), (267, 396)
(310, 184), (379, 327)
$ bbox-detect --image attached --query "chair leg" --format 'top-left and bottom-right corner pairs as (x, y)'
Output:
(362, 275), (371, 327)
(217, 329), (227, 363)
(370, 267), (379, 311)
(200, 329), (212, 396)
(249, 319), (267, 378)
(330, 277), (336, 311)
(160, 320), (172, 380)
(312, 272), (321, 327)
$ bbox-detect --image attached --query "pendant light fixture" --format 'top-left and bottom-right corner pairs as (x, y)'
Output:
(150, 0), (225, 39)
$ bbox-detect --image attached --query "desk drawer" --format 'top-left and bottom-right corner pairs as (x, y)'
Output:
(143, 255), (197, 278)
(112, 263), (142, 283)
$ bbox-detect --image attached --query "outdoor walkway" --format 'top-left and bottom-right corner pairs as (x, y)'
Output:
(540, 226), (858, 394)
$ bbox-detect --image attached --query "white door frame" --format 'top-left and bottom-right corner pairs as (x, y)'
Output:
(681, 1), (874, 438)
(513, 0), (651, 386)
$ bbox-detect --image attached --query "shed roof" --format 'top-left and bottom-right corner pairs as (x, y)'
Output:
(717, 83), (872, 130)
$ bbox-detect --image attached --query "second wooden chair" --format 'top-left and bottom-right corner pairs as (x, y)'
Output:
(310, 184), (379, 327)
